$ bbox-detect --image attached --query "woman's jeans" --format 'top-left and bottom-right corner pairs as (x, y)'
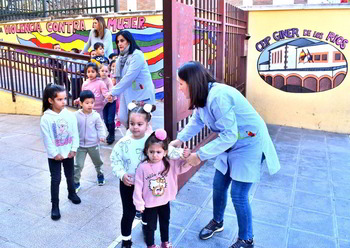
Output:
(213, 169), (253, 240)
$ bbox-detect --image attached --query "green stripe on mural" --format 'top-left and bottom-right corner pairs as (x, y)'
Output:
(151, 68), (163, 80)
(75, 30), (90, 36)
(136, 38), (163, 47)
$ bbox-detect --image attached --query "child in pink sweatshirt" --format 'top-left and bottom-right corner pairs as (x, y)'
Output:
(73, 62), (109, 119)
(133, 129), (191, 248)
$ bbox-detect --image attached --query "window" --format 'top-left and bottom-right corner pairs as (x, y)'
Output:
(315, 55), (321, 61)
(322, 54), (327, 61)
(333, 52), (345, 62)
(312, 52), (328, 63)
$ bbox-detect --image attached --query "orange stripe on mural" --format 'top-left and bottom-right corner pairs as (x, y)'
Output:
(144, 23), (163, 29)
(147, 53), (163, 65)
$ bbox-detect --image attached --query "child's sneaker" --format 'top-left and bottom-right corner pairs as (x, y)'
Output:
(121, 240), (132, 248)
(75, 182), (81, 193)
(135, 210), (142, 220)
(161, 242), (173, 248)
(115, 120), (121, 128)
(97, 173), (105, 186)
(229, 238), (254, 248)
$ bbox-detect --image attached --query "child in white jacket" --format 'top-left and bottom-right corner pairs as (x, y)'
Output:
(40, 83), (81, 221)
(74, 90), (107, 192)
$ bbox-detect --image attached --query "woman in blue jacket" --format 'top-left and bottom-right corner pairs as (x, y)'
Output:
(170, 61), (280, 248)
(108, 30), (155, 126)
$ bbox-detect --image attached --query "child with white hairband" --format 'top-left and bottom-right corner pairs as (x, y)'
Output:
(133, 129), (192, 248)
(110, 101), (157, 248)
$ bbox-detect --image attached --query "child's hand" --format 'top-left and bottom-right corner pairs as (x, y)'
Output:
(68, 151), (76, 158)
(106, 94), (113, 102)
(54, 154), (64, 161)
(73, 98), (80, 106)
(182, 147), (191, 159)
(100, 138), (105, 142)
(122, 173), (134, 187)
(185, 152), (201, 167)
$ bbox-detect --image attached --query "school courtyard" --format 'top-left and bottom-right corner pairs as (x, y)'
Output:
(0, 104), (349, 248)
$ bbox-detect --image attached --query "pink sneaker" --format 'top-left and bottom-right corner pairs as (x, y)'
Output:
(115, 120), (121, 128)
(161, 242), (173, 248)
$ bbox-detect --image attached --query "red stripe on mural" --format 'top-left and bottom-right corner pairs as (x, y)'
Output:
(30, 38), (53, 49)
(147, 53), (163, 65)
(144, 23), (163, 29)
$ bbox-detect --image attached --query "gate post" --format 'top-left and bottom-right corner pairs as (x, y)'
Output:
(216, 1), (226, 82)
(7, 47), (16, 102)
(163, 0), (177, 141)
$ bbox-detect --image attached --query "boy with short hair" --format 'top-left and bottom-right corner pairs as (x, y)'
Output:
(93, 42), (109, 64)
(74, 90), (107, 192)
(108, 52), (118, 62)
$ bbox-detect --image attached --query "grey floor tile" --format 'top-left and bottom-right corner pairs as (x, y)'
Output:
(335, 199), (350, 218)
(279, 126), (303, 134)
(0, 242), (25, 248)
(287, 229), (336, 248)
(176, 183), (211, 207)
(253, 221), (287, 248)
(329, 152), (350, 162)
(170, 201), (199, 228)
(300, 148), (327, 160)
(277, 162), (297, 176)
(330, 159), (350, 173)
(175, 230), (231, 248)
(275, 144), (299, 156)
(251, 199), (290, 226)
(0, 206), (43, 228)
(79, 184), (119, 208)
(298, 166), (328, 180)
(337, 217), (350, 241)
(260, 172), (294, 189)
(189, 208), (237, 240)
(332, 170), (350, 185)
(293, 191), (332, 214)
(333, 183), (350, 200)
(298, 156), (328, 169)
(254, 184), (292, 206)
(277, 153), (298, 165)
(295, 177), (331, 196)
(187, 171), (214, 188)
(59, 229), (112, 248)
(290, 208), (334, 237)
(339, 240), (350, 248)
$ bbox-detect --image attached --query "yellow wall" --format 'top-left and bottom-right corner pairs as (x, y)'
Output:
(0, 90), (42, 115)
(247, 8), (350, 133)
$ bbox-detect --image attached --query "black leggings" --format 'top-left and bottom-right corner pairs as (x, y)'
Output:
(48, 158), (75, 203)
(142, 202), (170, 246)
(120, 181), (136, 237)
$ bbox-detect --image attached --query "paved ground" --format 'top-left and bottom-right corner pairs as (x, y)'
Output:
(0, 109), (350, 248)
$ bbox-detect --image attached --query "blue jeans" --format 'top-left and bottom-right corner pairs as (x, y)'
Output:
(213, 169), (253, 240)
(103, 100), (116, 126)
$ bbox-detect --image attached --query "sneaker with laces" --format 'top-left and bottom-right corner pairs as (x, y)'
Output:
(229, 238), (254, 248)
(199, 219), (224, 240)
(161, 241), (173, 248)
(97, 173), (105, 186)
(75, 182), (81, 193)
(121, 240), (132, 248)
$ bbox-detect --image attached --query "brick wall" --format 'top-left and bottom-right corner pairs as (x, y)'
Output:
(119, 0), (127, 11)
(138, 0), (155, 10)
(253, 0), (273, 5)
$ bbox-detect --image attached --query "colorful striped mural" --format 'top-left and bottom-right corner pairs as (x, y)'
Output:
(0, 15), (164, 99)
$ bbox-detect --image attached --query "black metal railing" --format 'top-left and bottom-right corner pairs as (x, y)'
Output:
(0, 41), (90, 106)
(0, 0), (118, 21)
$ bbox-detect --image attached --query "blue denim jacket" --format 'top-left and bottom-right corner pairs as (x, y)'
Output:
(177, 83), (280, 183)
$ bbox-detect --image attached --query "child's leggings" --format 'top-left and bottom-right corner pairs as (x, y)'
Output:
(48, 157), (75, 203)
(142, 202), (170, 246)
(120, 181), (136, 240)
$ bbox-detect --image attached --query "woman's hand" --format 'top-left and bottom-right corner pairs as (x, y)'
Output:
(73, 98), (80, 106)
(169, 139), (183, 148)
(185, 152), (201, 167)
(122, 173), (134, 187)
(183, 146), (191, 159)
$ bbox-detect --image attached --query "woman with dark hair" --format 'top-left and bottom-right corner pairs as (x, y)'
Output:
(107, 30), (155, 126)
(170, 61), (280, 248)
(82, 16), (113, 58)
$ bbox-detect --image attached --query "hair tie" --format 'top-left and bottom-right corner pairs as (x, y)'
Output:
(155, 129), (167, 141)
(127, 102), (137, 111)
(143, 104), (152, 113)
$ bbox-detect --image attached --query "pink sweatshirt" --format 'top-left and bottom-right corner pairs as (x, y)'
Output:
(101, 77), (116, 102)
(82, 78), (109, 113)
(133, 159), (191, 211)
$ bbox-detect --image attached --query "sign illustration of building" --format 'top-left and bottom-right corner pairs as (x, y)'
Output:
(258, 38), (347, 93)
